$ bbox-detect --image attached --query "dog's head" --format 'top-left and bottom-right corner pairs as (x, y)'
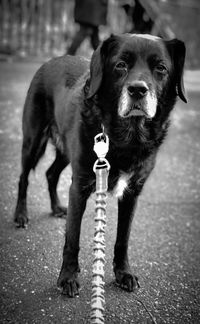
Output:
(86, 34), (187, 120)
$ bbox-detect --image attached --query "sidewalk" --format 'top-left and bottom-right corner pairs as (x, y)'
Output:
(0, 60), (200, 324)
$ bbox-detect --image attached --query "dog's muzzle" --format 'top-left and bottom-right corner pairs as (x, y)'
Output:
(118, 81), (157, 119)
(127, 81), (149, 100)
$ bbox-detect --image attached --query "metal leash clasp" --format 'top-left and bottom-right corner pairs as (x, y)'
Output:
(93, 132), (110, 173)
(94, 132), (109, 161)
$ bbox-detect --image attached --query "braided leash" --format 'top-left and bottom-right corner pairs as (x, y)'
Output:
(91, 131), (110, 324)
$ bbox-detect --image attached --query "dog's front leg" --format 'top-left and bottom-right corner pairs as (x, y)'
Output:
(57, 178), (90, 297)
(113, 190), (140, 292)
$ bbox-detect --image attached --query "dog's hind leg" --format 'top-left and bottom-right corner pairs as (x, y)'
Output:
(14, 127), (48, 228)
(46, 150), (69, 217)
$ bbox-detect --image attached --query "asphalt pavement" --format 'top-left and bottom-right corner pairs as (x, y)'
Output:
(0, 61), (200, 324)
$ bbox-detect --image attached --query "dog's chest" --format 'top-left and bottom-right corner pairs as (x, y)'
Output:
(107, 147), (139, 199)
(113, 171), (133, 199)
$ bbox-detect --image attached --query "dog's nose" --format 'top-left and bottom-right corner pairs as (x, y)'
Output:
(127, 82), (149, 99)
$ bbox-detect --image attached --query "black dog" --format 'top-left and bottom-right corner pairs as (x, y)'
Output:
(14, 34), (187, 297)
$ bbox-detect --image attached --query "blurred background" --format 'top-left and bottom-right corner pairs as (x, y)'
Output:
(0, 0), (200, 68)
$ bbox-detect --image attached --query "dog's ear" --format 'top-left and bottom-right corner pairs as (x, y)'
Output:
(165, 39), (187, 103)
(86, 35), (119, 99)
(86, 45), (103, 99)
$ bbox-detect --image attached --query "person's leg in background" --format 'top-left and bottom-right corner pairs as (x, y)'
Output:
(67, 24), (94, 55)
(90, 26), (100, 50)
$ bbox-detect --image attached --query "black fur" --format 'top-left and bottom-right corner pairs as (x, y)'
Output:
(14, 34), (187, 297)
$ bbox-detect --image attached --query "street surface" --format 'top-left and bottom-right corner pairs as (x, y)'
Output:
(0, 61), (200, 323)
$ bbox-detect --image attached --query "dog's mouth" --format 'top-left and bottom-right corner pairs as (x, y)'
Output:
(123, 105), (147, 118)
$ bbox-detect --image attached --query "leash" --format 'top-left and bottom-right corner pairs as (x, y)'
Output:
(90, 129), (158, 324)
(90, 129), (110, 324)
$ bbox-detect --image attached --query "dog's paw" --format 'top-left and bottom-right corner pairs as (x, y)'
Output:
(114, 269), (140, 292)
(57, 270), (80, 297)
(52, 206), (67, 218)
(14, 210), (28, 228)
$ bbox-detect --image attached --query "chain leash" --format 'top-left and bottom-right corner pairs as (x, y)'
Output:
(90, 130), (110, 324)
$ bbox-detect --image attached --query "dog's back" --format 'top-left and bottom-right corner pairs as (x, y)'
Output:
(23, 55), (89, 121)
(22, 55), (89, 155)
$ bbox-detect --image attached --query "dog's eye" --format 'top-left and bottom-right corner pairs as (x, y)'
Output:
(155, 64), (167, 73)
(115, 61), (127, 70)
